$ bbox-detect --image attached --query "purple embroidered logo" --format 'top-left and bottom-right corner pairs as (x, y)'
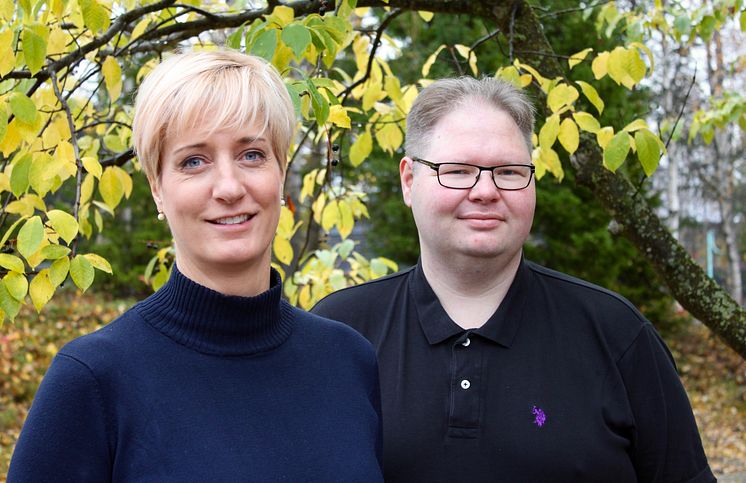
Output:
(532, 405), (546, 427)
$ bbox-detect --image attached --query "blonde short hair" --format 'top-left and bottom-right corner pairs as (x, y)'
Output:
(132, 50), (296, 180)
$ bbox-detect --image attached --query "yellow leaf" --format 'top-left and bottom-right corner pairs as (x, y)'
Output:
(596, 126), (615, 149)
(270, 5), (294, 27)
(630, 41), (655, 74)
(70, 254), (94, 291)
(81, 173), (94, 204)
(55, 140), (76, 164)
(622, 118), (649, 132)
(337, 200), (354, 239)
(4, 271), (28, 301)
(327, 105), (351, 129)
(422, 45), (446, 77)
(576, 81), (604, 115)
(375, 121), (403, 154)
(349, 130), (373, 167)
(0, 254), (24, 272)
(113, 166), (132, 198)
(321, 199), (339, 233)
(0, 29), (16, 77)
(30, 270), (55, 312)
(568, 48), (593, 69)
(538, 114), (560, 149)
(592, 51), (609, 80)
(102, 56), (122, 101)
(0, 172), (9, 193)
(540, 146), (564, 181)
(547, 83), (579, 113)
(573, 112), (601, 133)
(82, 156), (102, 178)
(273, 236), (293, 265)
(49, 256), (70, 286)
(99, 166), (123, 209)
(46, 209), (79, 244)
(558, 118), (579, 155)
(130, 17), (151, 40)
(418, 11), (434, 21)
(47, 28), (68, 55)
(83, 253), (112, 273)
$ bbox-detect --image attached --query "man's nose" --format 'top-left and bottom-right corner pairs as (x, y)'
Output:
(468, 170), (500, 200)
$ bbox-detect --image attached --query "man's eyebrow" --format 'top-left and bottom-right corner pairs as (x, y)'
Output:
(171, 136), (268, 154)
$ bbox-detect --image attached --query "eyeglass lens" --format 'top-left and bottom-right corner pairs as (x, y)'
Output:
(437, 164), (532, 190)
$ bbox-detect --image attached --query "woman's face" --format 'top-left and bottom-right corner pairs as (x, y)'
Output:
(151, 118), (284, 286)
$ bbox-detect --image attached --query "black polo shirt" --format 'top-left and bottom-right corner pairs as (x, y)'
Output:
(312, 260), (714, 483)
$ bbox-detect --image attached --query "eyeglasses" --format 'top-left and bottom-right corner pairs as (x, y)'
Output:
(411, 157), (535, 191)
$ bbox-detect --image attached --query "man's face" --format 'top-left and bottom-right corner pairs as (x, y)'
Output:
(400, 101), (535, 265)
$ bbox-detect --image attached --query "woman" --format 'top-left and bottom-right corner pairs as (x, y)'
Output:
(9, 50), (383, 482)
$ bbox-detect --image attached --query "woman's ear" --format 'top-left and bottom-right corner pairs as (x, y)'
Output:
(148, 176), (164, 213)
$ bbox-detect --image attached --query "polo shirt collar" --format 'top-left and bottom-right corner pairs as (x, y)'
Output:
(410, 259), (530, 348)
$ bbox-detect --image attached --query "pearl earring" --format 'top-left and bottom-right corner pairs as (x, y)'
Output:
(157, 212), (166, 221)
(280, 197), (286, 207)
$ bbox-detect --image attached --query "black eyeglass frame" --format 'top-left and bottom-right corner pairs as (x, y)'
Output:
(410, 157), (536, 191)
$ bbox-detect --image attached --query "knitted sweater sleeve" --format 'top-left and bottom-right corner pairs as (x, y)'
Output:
(8, 353), (113, 483)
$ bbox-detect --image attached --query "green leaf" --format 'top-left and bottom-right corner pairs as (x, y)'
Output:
(634, 128), (662, 176)
(576, 81), (604, 115)
(281, 24), (311, 59)
(40, 244), (71, 260)
(0, 108), (7, 143)
(250, 29), (278, 61)
(0, 254), (24, 272)
(30, 270), (54, 312)
(70, 254), (94, 291)
(83, 253), (112, 273)
(22, 26), (47, 75)
(10, 154), (32, 198)
(307, 80), (329, 125)
(558, 118), (579, 155)
(0, 282), (21, 322)
(603, 132), (631, 172)
(9, 92), (38, 125)
(349, 130), (373, 167)
(99, 166), (124, 210)
(4, 271), (28, 300)
(29, 153), (57, 197)
(47, 209), (79, 244)
(78, 0), (110, 33)
(49, 256), (70, 286)
(17, 216), (44, 261)
(741, 10), (746, 31)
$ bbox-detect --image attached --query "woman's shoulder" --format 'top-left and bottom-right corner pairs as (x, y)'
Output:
(56, 306), (144, 369)
(283, 302), (376, 354)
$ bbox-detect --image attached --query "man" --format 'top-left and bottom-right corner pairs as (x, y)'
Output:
(312, 77), (714, 482)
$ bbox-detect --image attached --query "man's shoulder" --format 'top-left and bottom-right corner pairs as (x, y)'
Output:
(312, 266), (415, 313)
(526, 261), (644, 315)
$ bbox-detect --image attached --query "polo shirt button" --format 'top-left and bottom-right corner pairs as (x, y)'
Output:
(462, 338), (471, 347)
(460, 379), (471, 389)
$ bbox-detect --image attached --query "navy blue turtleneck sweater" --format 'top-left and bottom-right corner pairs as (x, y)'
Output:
(9, 267), (383, 482)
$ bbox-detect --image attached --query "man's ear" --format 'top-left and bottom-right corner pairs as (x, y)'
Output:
(400, 157), (414, 208)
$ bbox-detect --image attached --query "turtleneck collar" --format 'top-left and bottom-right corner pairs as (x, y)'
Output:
(135, 265), (293, 356)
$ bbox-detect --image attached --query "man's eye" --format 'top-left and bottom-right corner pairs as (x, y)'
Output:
(181, 157), (204, 169)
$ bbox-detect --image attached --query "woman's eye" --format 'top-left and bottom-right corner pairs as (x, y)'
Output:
(181, 157), (204, 169)
(242, 150), (265, 162)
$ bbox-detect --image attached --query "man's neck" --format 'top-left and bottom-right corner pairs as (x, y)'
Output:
(420, 251), (522, 330)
